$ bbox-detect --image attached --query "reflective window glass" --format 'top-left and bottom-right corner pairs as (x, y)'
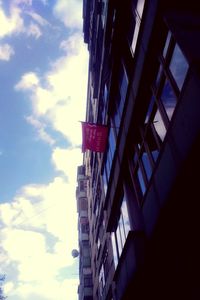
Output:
(161, 79), (177, 120)
(163, 31), (171, 58)
(153, 109), (167, 141)
(131, 17), (140, 54)
(136, 0), (145, 19)
(109, 127), (116, 158)
(119, 69), (128, 116)
(142, 151), (152, 180)
(169, 44), (189, 90)
(137, 167), (146, 194)
(121, 197), (131, 238)
(118, 216), (126, 247)
(155, 64), (163, 87)
(116, 226), (123, 256)
(103, 168), (108, 195)
(111, 233), (118, 268)
(152, 149), (159, 162)
(145, 95), (155, 123)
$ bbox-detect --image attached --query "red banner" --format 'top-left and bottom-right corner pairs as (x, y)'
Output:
(81, 122), (108, 152)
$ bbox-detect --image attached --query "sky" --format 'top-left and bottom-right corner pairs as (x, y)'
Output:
(0, 0), (88, 299)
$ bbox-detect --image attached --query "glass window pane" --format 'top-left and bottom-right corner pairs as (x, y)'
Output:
(152, 149), (159, 162)
(109, 127), (116, 158)
(169, 44), (189, 90)
(142, 151), (152, 180)
(163, 31), (171, 58)
(111, 232), (118, 268)
(119, 67), (128, 116)
(153, 109), (167, 141)
(155, 64), (163, 87)
(116, 226), (123, 256)
(103, 168), (108, 195)
(118, 216), (126, 248)
(121, 197), (131, 238)
(137, 167), (146, 195)
(145, 95), (155, 123)
(161, 79), (177, 120)
(136, 0), (145, 19)
(131, 17), (140, 55)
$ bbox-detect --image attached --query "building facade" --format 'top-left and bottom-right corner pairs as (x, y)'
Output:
(77, 0), (200, 299)
(76, 165), (93, 300)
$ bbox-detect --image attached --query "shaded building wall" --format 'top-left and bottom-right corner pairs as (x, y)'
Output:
(81, 0), (200, 299)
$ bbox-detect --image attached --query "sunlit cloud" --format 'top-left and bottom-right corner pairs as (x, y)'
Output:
(0, 1), (47, 40)
(0, 1), (87, 300)
(0, 43), (15, 61)
(26, 11), (50, 26)
(15, 33), (88, 146)
(0, 174), (80, 299)
(53, 0), (82, 29)
(52, 147), (82, 181)
(25, 115), (55, 145)
(26, 21), (42, 39)
(0, 4), (24, 38)
(15, 72), (39, 90)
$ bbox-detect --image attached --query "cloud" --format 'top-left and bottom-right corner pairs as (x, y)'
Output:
(52, 147), (82, 181)
(15, 72), (39, 90)
(15, 33), (88, 146)
(25, 115), (55, 145)
(0, 1), (47, 40)
(0, 4), (24, 38)
(0, 173), (80, 299)
(26, 21), (42, 39)
(53, 0), (82, 29)
(26, 11), (50, 26)
(0, 43), (15, 61)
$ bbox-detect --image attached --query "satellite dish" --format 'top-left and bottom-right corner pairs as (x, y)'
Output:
(71, 249), (79, 258)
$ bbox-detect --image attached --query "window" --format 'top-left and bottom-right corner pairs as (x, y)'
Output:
(130, 28), (189, 203)
(163, 31), (172, 58)
(169, 44), (189, 91)
(82, 256), (91, 267)
(99, 264), (106, 297)
(130, 0), (145, 55)
(111, 194), (131, 268)
(81, 222), (89, 233)
(101, 0), (107, 28)
(103, 167), (108, 195)
(160, 79), (177, 121)
(153, 108), (167, 141)
(136, 0), (145, 19)
(79, 198), (88, 211)
(80, 180), (87, 191)
(84, 275), (92, 287)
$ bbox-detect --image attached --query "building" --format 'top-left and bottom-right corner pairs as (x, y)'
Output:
(76, 165), (93, 300)
(78, 0), (200, 299)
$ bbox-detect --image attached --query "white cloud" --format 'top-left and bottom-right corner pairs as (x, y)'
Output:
(15, 33), (88, 146)
(26, 115), (55, 145)
(26, 11), (49, 26)
(0, 5), (24, 38)
(52, 147), (82, 181)
(0, 173), (80, 299)
(53, 0), (82, 29)
(26, 21), (42, 39)
(15, 72), (39, 90)
(0, 1), (47, 40)
(0, 43), (15, 61)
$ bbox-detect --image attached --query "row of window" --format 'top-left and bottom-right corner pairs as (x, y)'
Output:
(100, 26), (189, 300)
(111, 193), (131, 268)
(131, 29), (189, 201)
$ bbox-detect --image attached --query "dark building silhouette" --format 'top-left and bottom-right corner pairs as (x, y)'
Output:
(77, 0), (200, 299)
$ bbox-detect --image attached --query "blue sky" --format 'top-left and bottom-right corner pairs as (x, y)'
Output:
(0, 1), (88, 299)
